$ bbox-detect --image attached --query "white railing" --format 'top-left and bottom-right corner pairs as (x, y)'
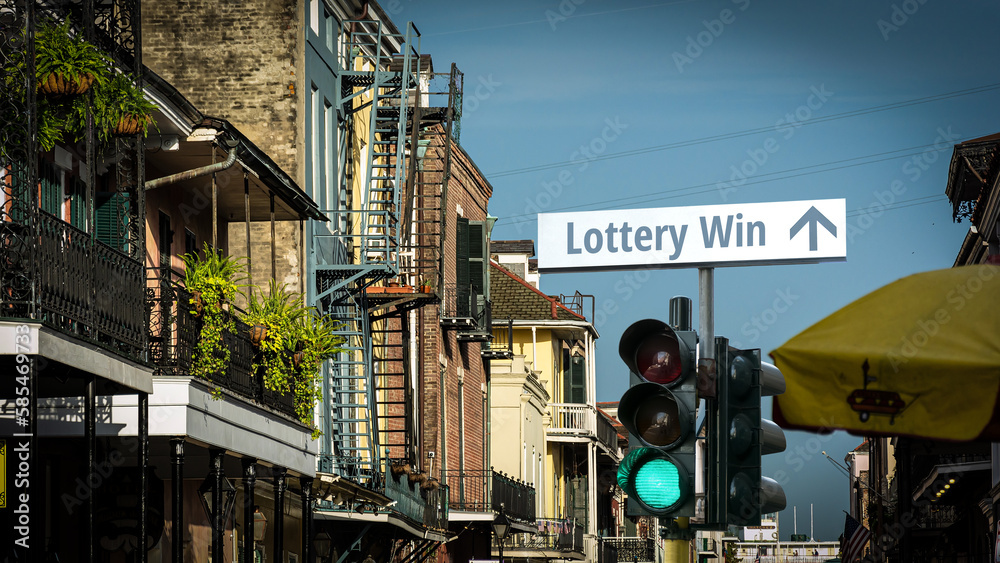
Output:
(549, 403), (596, 436)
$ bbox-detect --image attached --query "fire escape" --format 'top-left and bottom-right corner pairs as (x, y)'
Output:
(313, 19), (463, 485)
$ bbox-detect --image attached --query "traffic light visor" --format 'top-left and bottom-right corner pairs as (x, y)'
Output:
(619, 383), (690, 448)
(619, 319), (691, 386)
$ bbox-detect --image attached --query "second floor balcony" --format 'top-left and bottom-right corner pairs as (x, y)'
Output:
(441, 283), (492, 342)
(441, 468), (536, 525)
(146, 268), (297, 420)
(549, 403), (620, 455)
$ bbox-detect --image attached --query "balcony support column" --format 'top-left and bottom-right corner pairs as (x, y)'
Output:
(87, 375), (96, 563)
(170, 438), (185, 563)
(242, 458), (257, 563)
(300, 477), (314, 563)
(273, 467), (287, 559)
(139, 391), (149, 563)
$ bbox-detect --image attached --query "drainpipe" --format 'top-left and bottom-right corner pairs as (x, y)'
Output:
(144, 137), (239, 191)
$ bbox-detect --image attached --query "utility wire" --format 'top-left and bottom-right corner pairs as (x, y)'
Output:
(487, 83), (1000, 178)
(499, 139), (961, 223)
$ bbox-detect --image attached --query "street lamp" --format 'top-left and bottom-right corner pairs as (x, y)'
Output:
(492, 504), (511, 563)
(313, 532), (332, 562)
(253, 507), (267, 542)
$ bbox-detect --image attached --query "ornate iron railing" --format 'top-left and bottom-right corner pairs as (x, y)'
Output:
(500, 519), (584, 554)
(441, 283), (491, 337)
(603, 537), (655, 562)
(492, 470), (536, 524)
(442, 469), (490, 513)
(383, 460), (450, 529)
(33, 211), (145, 359)
(145, 268), (296, 419)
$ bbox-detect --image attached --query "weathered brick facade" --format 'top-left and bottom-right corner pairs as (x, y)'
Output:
(142, 0), (302, 181)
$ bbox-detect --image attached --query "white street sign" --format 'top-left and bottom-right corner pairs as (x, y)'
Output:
(537, 199), (846, 272)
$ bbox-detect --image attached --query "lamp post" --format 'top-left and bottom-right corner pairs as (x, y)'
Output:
(492, 504), (511, 563)
(199, 449), (237, 563)
(313, 532), (332, 563)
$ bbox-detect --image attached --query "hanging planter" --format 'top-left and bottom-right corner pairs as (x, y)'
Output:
(38, 72), (96, 97)
(249, 324), (268, 346)
(190, 290), (205, 317)
(112, 114), (151, 136)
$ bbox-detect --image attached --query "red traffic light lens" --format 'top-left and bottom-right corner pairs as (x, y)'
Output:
(636, 332), (683, 385)
(634, 392), (683, 447)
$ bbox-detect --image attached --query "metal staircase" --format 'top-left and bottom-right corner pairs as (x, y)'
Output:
(371, 310), (412, 460)
(314, 20), (419, 484)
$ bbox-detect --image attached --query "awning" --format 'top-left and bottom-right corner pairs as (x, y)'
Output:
(772, 265), (1000, 441)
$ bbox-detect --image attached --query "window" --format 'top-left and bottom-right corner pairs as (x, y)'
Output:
(95, 192), (129, 253)
(455, 217), (488, 317)
(39, 160), (61, 217)
(563, 348), (586, 404)
(185, 228), (197, 255)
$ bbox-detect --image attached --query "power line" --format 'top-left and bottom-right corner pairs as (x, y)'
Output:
(499, 139), (958, 222)
(487, 82), (1000, 178)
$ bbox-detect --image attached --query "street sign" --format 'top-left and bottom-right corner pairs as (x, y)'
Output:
(537, 199), (846, 273)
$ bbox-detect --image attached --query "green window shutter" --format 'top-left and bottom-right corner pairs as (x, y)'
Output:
(40, 161), (61, 216)
(69, 177), (86, 229)
(95, 192), (130, 253)
(468, 220), (487, 299)
(455, 217), (470, 316)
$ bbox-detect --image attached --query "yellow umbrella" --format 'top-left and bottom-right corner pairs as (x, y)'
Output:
(772, 264), (1000, 441)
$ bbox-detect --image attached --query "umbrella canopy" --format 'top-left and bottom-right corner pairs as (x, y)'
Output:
(772, 264), (1000, 441)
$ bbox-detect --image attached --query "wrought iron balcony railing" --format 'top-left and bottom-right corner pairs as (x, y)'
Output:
(500, 518), (584, 554)
(0, 211), (146, 361)
(596, 412), (620, 455)
(492, 470), (536, 523)
(440, 283), (492, 341)
(145, 268), (296, 419)
(385, 462), (449, 529)
(442, 469), (490, 513)
(602, 537), (656, 562)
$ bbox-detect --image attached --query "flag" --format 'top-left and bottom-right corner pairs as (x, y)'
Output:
(755, 549), (761, 563)
(842, 513), (871, 563)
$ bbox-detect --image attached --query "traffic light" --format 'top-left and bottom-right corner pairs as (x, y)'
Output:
(709, 337), (787, 526)
(615, 318), (698, 517)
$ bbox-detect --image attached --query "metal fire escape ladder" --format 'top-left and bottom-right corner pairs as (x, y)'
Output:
(314, 20), (420, 486)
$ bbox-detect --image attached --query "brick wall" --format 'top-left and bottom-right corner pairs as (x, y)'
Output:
(142, 0), (302, 180)
(418, 141), (493, 481)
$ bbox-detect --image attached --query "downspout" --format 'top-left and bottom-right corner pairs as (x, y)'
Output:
(144, 137), (240, 191)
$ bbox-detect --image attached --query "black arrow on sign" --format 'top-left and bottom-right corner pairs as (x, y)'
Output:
(789, 206), (837, 251)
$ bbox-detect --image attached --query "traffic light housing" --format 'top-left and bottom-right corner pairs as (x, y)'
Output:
(616, 319), (698, 517)
(708, 338), (787, 526)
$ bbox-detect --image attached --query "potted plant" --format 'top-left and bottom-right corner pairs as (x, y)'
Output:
(419, 278), (434, 293)
(181, 243), (248, 383)
(35, 19), (110, 97)
(94, 72), (158, 138)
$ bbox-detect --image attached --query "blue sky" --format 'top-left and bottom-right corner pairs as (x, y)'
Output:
(409, 0), (1000, 541)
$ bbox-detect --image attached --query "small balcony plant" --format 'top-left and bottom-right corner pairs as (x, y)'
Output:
(181, 243), (248, 388)
(242, 281), (343, 436)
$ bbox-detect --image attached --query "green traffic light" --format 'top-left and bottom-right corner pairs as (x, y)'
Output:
(634, 458), (681, 509)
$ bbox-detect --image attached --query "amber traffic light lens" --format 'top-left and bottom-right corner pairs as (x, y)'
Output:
(634, 393), (682, 447)
(636, 332), (682, 385)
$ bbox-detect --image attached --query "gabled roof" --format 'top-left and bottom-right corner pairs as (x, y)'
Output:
(490, 261), (585, 323)
(491, 239), (535, 256)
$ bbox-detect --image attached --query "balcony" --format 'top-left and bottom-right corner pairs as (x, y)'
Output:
(440, 283), (492, 342)
(492, 470), (536, 524)
(602, 537), (656, 562)
(500, 518), (585, 559)
(384, 462), (449, 529)
(145, 268), (296, 419)
(1, 211), (147, 362)
(549, 403), (621, 456)
(441, 469), (536, 524)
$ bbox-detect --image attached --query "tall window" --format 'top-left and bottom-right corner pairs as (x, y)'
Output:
(455, 217), (488, 317)
(563, 348), (586, 404)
